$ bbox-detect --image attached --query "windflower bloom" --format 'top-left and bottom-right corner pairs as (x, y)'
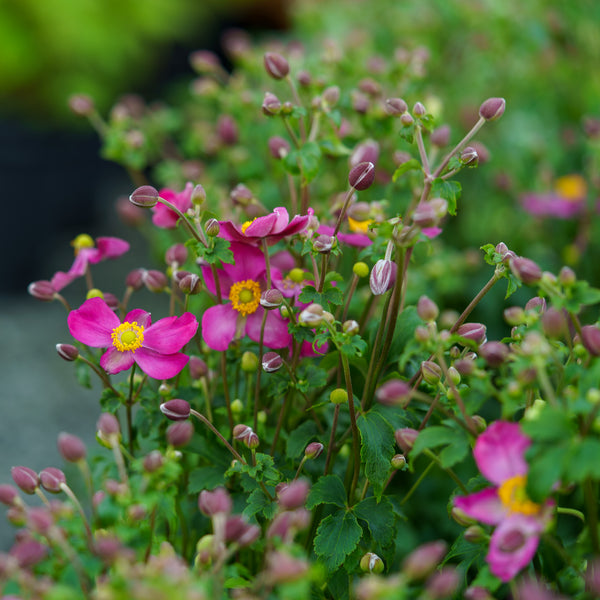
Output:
(200, 242), (291, 351)
(218, 207), (309, 246)
(520, 174), (587, 219)
(152, 182), (194, 229)
(68, 297), (198, 379)
(453, 421), (553, 582)
(318, 223), (372, 248)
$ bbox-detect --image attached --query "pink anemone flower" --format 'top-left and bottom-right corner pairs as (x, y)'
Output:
(200, 242), (291, 351)
(318, 224), (372, 248)
(219, 207), (309, 246)
(68, 297), (198, 379)
(520, 174), (587, 219)
(152, 182), (194, 229)
(50, 235), (130, 292)
(453, 421), (553, 582)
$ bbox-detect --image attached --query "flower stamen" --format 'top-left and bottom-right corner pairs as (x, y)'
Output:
(498, 475), (540, 516)
(111, 321), (145, 352)
(241, 218), (257, 234)
(229, 279), (262, 316)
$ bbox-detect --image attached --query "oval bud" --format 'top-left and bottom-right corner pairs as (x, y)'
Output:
(479, 97), (506, 121)
(395, 428), (419, 453)
(305, 442), (324, 459)
(330, 388), (348, 405)
(199, 487), (232, 516)
(57, 433), (86, 463)
(417, 295), (439, 322)
(129, 185), (159, 208)
(376, 379), (411, 407)
(160, 399), (191, 421)
(385, 97), (408, 115)
(510, 256), (542, 285)
(262, 352), (283, 372)
(167, 421), (194, 448)
(56, 344), (79, 362)
(264, 52), (289, 79)
(370, 259), (396, 295)
(11, 467), (39, 495)
(353, 261), (369, 278)
(348, 161), (375, 191)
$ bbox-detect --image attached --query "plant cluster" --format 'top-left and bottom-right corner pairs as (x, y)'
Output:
(7, 22), (600, 600)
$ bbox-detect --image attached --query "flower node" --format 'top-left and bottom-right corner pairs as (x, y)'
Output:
(111, 321), (145, 352)
(229, 279), (262, 316)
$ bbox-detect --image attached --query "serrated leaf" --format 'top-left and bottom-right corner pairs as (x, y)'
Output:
(567, 438), (600, 482)
(521, 407), (576, 442)
(357, 408), (395, 500)
(243, 487), (276, 521)
(431, 179), (461, 215)
(560, 280), (600, 313)
(526, 443), (567, 501)
(353, 496), (395, 547)
(99, 388), (121, 412)
(392, 159), (422, 182)
(188, 466), (226, 493)
(411, 425), (459, 458)
(314, 510), (362, 571)
(306, 474), (347, 509)
(439, 435), (469, 468)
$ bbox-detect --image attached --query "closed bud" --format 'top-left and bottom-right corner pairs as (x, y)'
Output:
(471, 415), (487, 433)
(426, 567), (460, 599)
(353, 261), (369, 278)
(330, 388), (348, 404)
(400, 113), (414, 126)
(268, 136), (290, 159)
(262, 352), (283, 372)
(479, 97), (506, 121)
(559, 265), (576, 287)
(217, 115), (238, 145)
(129, 185), (159, 208)
(421, 360), (443, 385)
(349, 161), (376, 191)
(260, 288), (283, 309)
(11, 467), (39, 494)
(447, 366), (461, 387)
(360, 552), (384, 574)
(27, 506), (54, 534)
(68, 93), (95, 116)
(322, 85), (340, 107)
(167, 421), (194, 447)
(391, 454), (407, 469)
(402, 540), (447, 580)
(460, 146), (479, 167)
(143, 451), (164, 473)
(479, 341), (509, 367)
(178, 272), (202, 295)
(385, 97), (408, 115)
(142, 269), (168, 292)
(370, 259), (396, 295)
(0, 484), (19, 506)
(541, 307), (567, 338)
(417, 295), (439, 322)
(510, 256), (542, 285)
(413, 101), (426, 117)
(56, 344), (79, 362)
(189, 356), (208, 379)
(343, 320), (359, 335)
(412, 201), (438, 228)
(189, 49), (221, 73)
(312, 234), (335, 253)
(166, 243), (188, 266)
(457, 322), (487, 346)
(495, 241), (517, 264)
(299, 303), (324, 326)
(264, 52), (289, 79)
(277, 479), (310, 509)
(28, 280), (56, 301)
(39, 468), (65, 494)
(199, 487), (232, 516)
(504, 306), (526, 326)
(233, 424), (253, 441)
(305, 442), (324, 459)
(464, 525), (487, 543)
(431, 125), (451, 147)
(395, 428), (419, 453)
(125, 268), (145, 290)
(451, 506), (477, 526)
(262, 92), (282, 116)
(245, 431), (260, 449)
(581, 325), (600, 356)
(376, 379), (411, 407)
(525, 296), (547, 313)
(160, 399), (191, 421)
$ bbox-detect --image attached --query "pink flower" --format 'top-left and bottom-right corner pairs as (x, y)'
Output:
(68, 297), (198, 379)
(219, 207), (309, 246)
(152, 182), (194, 228)
(520, 174), (587, 219)
(318, 224), (372, 248)
(200, 243), (291, 351)
(50, 235), (130, 292)
(453, 421), (553, 582)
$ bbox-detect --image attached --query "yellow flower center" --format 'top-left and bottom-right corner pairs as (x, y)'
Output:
(229, 279), (261, 316)
(554, 174), (587, 201)
(348, 217), (373, 233)
(71, 233), (95, 255)
(497, 475), (540, 516)
(241, 218), (257, 234)
(111, 321), (145, 352)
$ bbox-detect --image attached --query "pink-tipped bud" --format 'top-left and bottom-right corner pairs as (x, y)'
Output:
(94, 532), (123, 564)
(504, 306), (526, 326)
(376, 379), (412, 407)
(0, 484), (19, 506)
(349, 161), (376, 191)
(277, 479), (310, 510)
(525, 296), (547, 313)
(178, 272), (202, 295)
(264, 52), (289, 79)
(56, 344), (79, 362)
(58, 432), (86, 463)
(370, 259), (396, 295)
(199, 487), (233, 516)
(262, 92), (282, 116)
(167, 421), (194, 448)
(305, 442), (324, 459)
(129, 185), (159, 208)
(217, 115), (238, 146)
(426, 567), (460, 599)
(262, 352), (284, 373)
(558, 265), (576, 287)
(204, 217), (220, 237)
(27, 507), (54, 534)
(268, 136), (291, 159)
(510, 256), (542, 285)
(385, 97), (408, 115)
(260, 288), (283, 309)
(298, 303), (324, 326)
(343, 320), (359, 335)
(417, 295), (439, 322)
(142, 269), (168, 293)
(322, 85), (340, 107)
(479, 341), (509, 367)
(581, 325), (600, 356)
(245, 431), (260, 449)
(413, 101), (426, 117)
(68, 94), (95, 116)
(230, 183), (254, 207)
(431, 125), (451, 147)
(97, 413), (120, 438)
(11, 467), (39, 494)
(541, 307), (567, 339)
(460, 146), (479, 167)
(125, 268), (145, 290)
(233, 424), (253, 442)
(395, 428), (419, 453)
(143, 450), (164, 473)
(457, 323), (487, 346)
(479, 97), (506, 121)
(39, 468), (66, 494)
(189, 356), (208, 379)
(28, 280), (56, 301)
(402, 540), (448, 580)
(189, 50), (221, 73)
(10, 538), (48, 568)
(312, 234), (335, 254)
(165, 243), (188, 267)
(160, 399), (191, 421)
(350, 141), (380, 168)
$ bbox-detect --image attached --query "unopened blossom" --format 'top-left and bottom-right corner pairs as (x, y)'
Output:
(151, 182), (194, 229)
(200, 243), (290, 351)
(68, 297), (198, 379)
(219, 207), (310, 246)
(453, 421), (553, 581)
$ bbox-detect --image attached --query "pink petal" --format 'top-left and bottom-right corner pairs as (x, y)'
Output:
(218, 221), (249, 244)
(68, 248), (98, 275)
(202, 304), (238, 351)
(96, 237), (130, 260)
(244, 212), (278, 237)
(270, 250), (296, 271)
(152, 203), (180, 229)
(283, 212), (310, 236)
(68, 298), (119, 347)
(133, 348), (189, 379)
(143, 313), (198, 353)
(124, 309), (152, 329)
(270, 207), (291, 233)
(100, 347), (135, 374)
(245, 309), (291, 349)
(51, 271), (77, 292)
(422, 227), (443, 239)
(453, 487), (505, 525)
(338, 231), (373, 247)
(486, 514), (542, 582)
(474, 421), (530, 485)
(201, 263), (233, 298)
(223, 242), (266, 282)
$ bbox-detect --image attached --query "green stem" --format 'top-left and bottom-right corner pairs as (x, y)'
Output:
(401, 460), (435, 505)
(341, 353), (361, 503)
(324, 404), (341, 475)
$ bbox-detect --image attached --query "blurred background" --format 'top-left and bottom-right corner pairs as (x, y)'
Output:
(2, 0), (600, 547)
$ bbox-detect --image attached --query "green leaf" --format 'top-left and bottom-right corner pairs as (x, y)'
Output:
(99, 388), (121, 412)
(357, 408), (395, 500)
(188, 466), (226, 493)
(353, 496), (395, 547)
(75, 360), (92, 389)
(243, 487), (276, 521)
(411, 425), (459, 458)
(392, 158), (422, 182)
(284, 141), (322, 183)
(526, 443), (567, 501)
(306, 474), (347, 509)
(560, 280), (600, 313)
(286, 420), (318, 459)
(521, 407), (576, 442)
(225, 452), (281, 486)
(314, 510), (362, 571)
(431, 179), (461, 215)
(567, 438), (600, 483)
(439, 434), (469, 468)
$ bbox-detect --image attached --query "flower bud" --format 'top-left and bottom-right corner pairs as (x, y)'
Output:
(479, 97), (506, 121)
(456, 322), (487, 346)
(460, 146), (479, 167)
(558, 265), (576, 287)
(353, 261), (369, 278)
(305, 442), (324, 459)
(262, 352), (284, 372)
(262, 92), (282, 116)
(57, 432), (87, 464)
(264, 52), (289, 79)
(143, 450), (164, 473)
(39, 468), (66, 494)
(426, 567), (460, 599)
(125, 268), (145, 290)
(413, 101), (426, 117)
(0, 484), (19, 506)
(581, 325), (600, 356)
(343, 320), (359, 335)
(322, 85), (340, 107)
(370, 259), (396, 295)
(350, 141), (380, 168)
(11, 467), (39, 494)
(189, 356), (208, 379)
(348, 161), (375, 191)
(165, 243), (188, 267)
(479, 341), (509, 367)
(541, 307), (567, 339)
(28, 280), (56, 301)
(178, 272), (202, 295)
(376, 379), (411, 407)
(260, 288), (284, 310)
(297, 69), (311, 86)
(167, 421), (194, 448)
(129, 185), (159, 208)
(277, 479), (310, 510)
(417, 295), (439, 322)
(431, 125), (450, 147)
(97, 413), (120, 438)
(464, 525), (487, 544)
(199, 487), (232, 516)
(504, 306), (526, 326)
(56, 343), (79, 361)
(525, 296), (547, 314)
(510, 256), (542, 285)
(68, 93), (95, 116)
(299, 303), (324, 326)
(189, 49), (221, 73)
(160, 399), (191, 421)
(330, 388), (348, 404)
(385, 97), (408, 115)
(402, 540), (447, 580)
(142, 269), (168, 292)
(312, 234), (335, 253)
(400, 113), (414, 126)
(391, 454), (407, 469)
(233, 424), (253, 441)
(395, 428), (419, 453)
(268, 136), (290, 159)
(360, 552), (384, 574)
(217, 115), (238, 145)
(421, 360), (443, 386)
